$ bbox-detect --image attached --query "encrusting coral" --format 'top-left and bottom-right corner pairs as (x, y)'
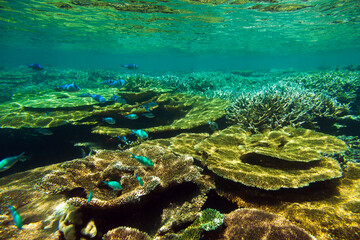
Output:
(195, 125), (346, 190)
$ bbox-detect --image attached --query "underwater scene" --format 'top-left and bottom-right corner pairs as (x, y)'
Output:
(1, 0), (360, 239)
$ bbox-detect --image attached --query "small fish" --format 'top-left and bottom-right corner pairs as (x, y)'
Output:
(129, 152), (154, 166)
(142, 102), (158, 112)
(131, 129), (148, 139)
(208, 121), (219, 131)
(103, 117), (116, 125)
(0, 152), (26, 172)
(102, 180), (123, 191)
(45, 111), (49, 116)
(101, 79), (127, 87)
(121, 64), (138, 70)
(90, 94), (106, 103)
(9, 206), (23, 229)
(142, 112), (155, 119)
(34, 128), (53, 136)
(55, 83), (81, 92)
(117, 136), (129, 145)
(110, 94), (127, 104)
(135, 174), (144, 186)
(125, 114), (138, 120)
(27, 63), (44, 70)
(88, 186), (93, 202)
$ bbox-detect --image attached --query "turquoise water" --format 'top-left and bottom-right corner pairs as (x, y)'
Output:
(1, 0), (360, 70)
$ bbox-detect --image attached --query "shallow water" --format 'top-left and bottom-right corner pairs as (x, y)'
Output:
(0, 1), (360, 240)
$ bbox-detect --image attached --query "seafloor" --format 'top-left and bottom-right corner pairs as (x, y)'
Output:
(0, 66), (360, 240)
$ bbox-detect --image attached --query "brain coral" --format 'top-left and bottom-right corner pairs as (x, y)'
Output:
(195, 125), (346, 190)
(211, 208), (316, 240)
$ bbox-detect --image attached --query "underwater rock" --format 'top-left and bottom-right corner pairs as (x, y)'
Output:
(103, 226), (151, 240)
(58, 208), (83, 240)
(195, 125), (346, 190)
(209, 208), (316, 240)
(80, 218), (97, 238)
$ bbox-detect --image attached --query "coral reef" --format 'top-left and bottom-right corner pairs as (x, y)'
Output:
(210, 208), (316, 239)
(103, 226), (151, 240)
(36, 145), (202, 209)
(217, 162), (360, 239)
(195, 125), (346, 190)
(226, 82), (349, 133)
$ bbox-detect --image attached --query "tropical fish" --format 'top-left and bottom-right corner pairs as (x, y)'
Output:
(208, 121), (219, 131)
(27, 63), (44, 70)
(102, 181), (123, 191)
(125, 114), (138, 120)
(101, 79), (126, 87)
(135, 174), (144, 186)
(88, 186), (93, 202)
(90, 94), (106, 103)
(129, 152), (154, 166)
(9, 206), (23, 229)
(131, 129), (148, 139)
(117, 136), (129, 145)
(0, 152), (26, 172)
(103, 117), (116, 125)
(34, 128), (53, 136)
(55, 83), (81, 92)
(142, 112), (155, 119)
(110, 94), (127, 104)
(121, 64), (138, 69)
(142, 102), (158, 112)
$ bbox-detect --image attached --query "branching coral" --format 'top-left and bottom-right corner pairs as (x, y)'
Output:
(225, 82), (349, 133)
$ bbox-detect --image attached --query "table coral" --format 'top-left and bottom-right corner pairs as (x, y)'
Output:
(103, 226), (151, 240)
(195, 125), (346, 190)
(36, 145), (202, 209)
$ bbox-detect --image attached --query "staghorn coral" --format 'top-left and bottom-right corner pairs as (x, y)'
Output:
(103, 226), (151, 240)
(195, 125), (346, 190)
(225, 82), (349, 133)
(210, 208), (316, 240)
(36, 145), (202, 209)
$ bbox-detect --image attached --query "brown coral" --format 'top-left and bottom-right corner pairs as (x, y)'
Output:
(103, 226), (151, 240)
(210, 208), (316, 240)
(36, 145), (202, 209)
(195, 125), (346, 190)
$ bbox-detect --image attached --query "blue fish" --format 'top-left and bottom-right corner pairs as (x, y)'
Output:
(0, 152), (26, 172)
(121, 64), (138, 70)
(208, 121), (219, 131)
(142, 102), (158, 112)
(101, 79), (127, 87)
(102, 181), (123, 191)
(117, 136), (129, 145)
(142, 113), (155, 119)
(27, 63), (44, 70)
(90, 94), (106, 103)
(129, 152), (154, 167)
(125, 114), (138, 120)
(135, 174), (144, 186)
(56, 84), (81, 92)
(131, 129), (148, 139)
(9, 206), (23, 229)
(103, 117), (116, 125)
(110, 94), (127, 104)
(88, 186), (93, 202)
